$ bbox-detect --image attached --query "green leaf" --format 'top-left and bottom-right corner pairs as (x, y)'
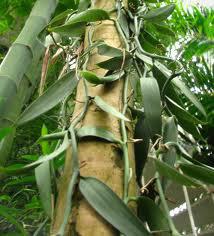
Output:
(134, 110), (151, 186)
(79, 177), (151, 236)
(49, 22), (85, 37)
(142, 4), (175, 22)
(41, 124), (51, 155)
(167, 97), (204, 125)
(179, 163), (214, 185)
(138, 196), (170, 232)
(0, 205), (27, 235)
(35, 161), (52, 217)
(162, 117), (177, 167)
(152, 23), (175, 37)
(153, 158), (200, 187)
(97, 44), (123, 57)
(141, 77), (161, 137)
(49, 9), (75, 26)
(0, 127), (13, 141)
(3, 176), (35, 189)
(97, 56), (130, 71)
(77, 126), (122, 144)
(161, 117), (178, 191)
(17, 71), (78, 126)
(0, 136), (70, 175)
(173, 77), (206, 117)
(94, 96), (130, 121)
(78, 0), (91, 12)
(81, 70), (124, 85)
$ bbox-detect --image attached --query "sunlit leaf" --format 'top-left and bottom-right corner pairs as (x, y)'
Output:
(142, 4), (175, 22)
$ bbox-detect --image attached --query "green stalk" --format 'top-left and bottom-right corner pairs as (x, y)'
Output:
(0, 0), (58, 164)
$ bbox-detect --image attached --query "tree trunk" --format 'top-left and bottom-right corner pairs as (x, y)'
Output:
(51, 1), (137, 235)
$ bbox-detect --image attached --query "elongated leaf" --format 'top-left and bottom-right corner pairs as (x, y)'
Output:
(161, 117), (178, 191)
(81, 71), (124, 85)
(17, 72), (78, 125)
(94, 96), (130, 121)
(134, 115), (151, 186)
(179, 163), (214, 185)
(97, 56), (130, 71)
(27, 136), (70, 168)
(167, 97), (204, 124)
(152, 23), (175, 37)
(138, 196), (170, 232)
(97, 44), (123, 57)
(173, 77), (206, 117)
(141, 77), (161, 137)
(142, 4), (175, 22)
(77, 126), (122, 144)
(79, 177), (151, 236)
(162, 117), (177, 166)
(0, 205), (27, 235)
(49, 22), (85, 37)
(0, 136), (70, 175)
(49, 9), (75, 26)
(66, 9), (109, 24)
(0, 127), (13, 141)
(35, 161), (52, 217)
(3, 176), (35, 189)
(153, 158), (200, 187)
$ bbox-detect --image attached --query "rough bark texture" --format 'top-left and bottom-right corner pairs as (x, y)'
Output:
(51, 1), (137, 235)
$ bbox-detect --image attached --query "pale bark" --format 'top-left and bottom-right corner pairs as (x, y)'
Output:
(52, 1), (137, 235)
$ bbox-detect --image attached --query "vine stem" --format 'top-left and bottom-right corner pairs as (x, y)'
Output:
(156, 172), (181, 236)
(121, 75), (130, 202)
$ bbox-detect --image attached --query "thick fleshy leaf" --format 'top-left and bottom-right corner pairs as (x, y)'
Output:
(0, 127), (13, 141)
(48, 22), (85, 37)
(138, 196), (170, 232)
(153, 158), (200, 187)
(134, 114), (151, 186)
(167, 97), (203, 124)
(81, 70), (124, 85)
(77, 126), (122, 144)
(97, 44), (123, 57)
(94, 96), (130, 121)
(179, 163), (214, 185)
(142, 4), (175, 22)
(79, 177), (151, 236)
(173, 77), (206, 117)
(49, 9), (75, 26)
(162, 117), (177, 166)
(141, 77), (161, 137)
(66, 9), (109, 24)
(35, 161), (52, 217)
(152, 23), (175, 37)
(17, 71), (78, 125)
(0, 205), (27, 235)
(161, 117), (178, 191)
(97, 56), (130, 71)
